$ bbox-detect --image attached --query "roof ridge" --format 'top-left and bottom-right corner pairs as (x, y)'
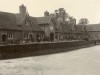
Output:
(0, 11), (16, 15)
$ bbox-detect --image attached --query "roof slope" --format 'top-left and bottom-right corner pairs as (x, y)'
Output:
(15, 13), (44, 32)
(85, 24), (100, 31)
(36, 16), (52, 25)
(30, 17), (44, 32)
(75, 24), (100, 32)
(15, 14), (25, 25)
(0, 11), (21, 30)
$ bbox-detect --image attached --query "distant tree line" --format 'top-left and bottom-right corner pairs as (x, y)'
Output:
(50, 8), (89, 25)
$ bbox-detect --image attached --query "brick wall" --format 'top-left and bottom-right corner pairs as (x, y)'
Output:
(0, 41), (95, 59)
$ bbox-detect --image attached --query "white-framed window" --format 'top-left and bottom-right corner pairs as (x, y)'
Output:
(1, 33), (7, 42)
(7, 33), (13, 39)
(50, 26), (54, 30)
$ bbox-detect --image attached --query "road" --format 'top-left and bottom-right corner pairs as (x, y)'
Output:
(0, 45), (100, 75)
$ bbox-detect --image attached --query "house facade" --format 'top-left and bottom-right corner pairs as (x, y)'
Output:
(1, 4), (99, 45)
(36, 11), (77, 42)
(75, 25), (87, 40)
(0, 4), (78, 45)
(36, 12), (55, 41)
(0, 4), (44, 45)
(16, 4), (44, 42)
(74, 24), (100, 41)
(85, 24), (100, 40)
(0, 12), (22, 44)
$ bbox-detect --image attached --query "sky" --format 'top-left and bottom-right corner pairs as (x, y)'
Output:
(0, 0), (100, 24)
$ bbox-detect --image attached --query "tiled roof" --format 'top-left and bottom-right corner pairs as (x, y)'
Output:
(30, 17), (44, 32)
(0, 24), (21, 30)
(15, 13), (44, 32)
(85, 24), (100, 31)
(75, 24), (100, 32)
(15, 14), (25, 25)
(0, 11), (21, 30)
(36, 16), (52, 25)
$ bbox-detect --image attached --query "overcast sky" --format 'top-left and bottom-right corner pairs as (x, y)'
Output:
(0, 0), (100, 24)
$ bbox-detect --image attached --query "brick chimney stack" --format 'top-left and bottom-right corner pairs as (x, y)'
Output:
(19, 4), (26, 15)
(44, 11), (49, 17)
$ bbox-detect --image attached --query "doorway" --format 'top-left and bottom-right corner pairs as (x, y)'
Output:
(29, 34), (33, 42)
(2, 34), (7, 42)
(36, 34), (40, 42)
(50, 33), (54, 42)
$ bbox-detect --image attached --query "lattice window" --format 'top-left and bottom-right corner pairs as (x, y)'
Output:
(7, 33), (13, 39)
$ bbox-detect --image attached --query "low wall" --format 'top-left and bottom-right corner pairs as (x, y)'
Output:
(0, 41), (96, 59)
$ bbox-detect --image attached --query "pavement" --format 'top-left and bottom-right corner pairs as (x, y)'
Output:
(0, 45), (100, 75)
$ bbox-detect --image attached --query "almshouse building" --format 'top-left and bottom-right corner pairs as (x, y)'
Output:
(85, 24), (100, 40)
(16, 5), (44, 42)
(36, 11), (56, 42)
(75, 24), (100, 41)
(75, 25), (87, 40)
(0, 4), (44, 45)
(0, 11), (22, 44)
(2, 4), (99, 45)
(36, 11), (76, 42)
